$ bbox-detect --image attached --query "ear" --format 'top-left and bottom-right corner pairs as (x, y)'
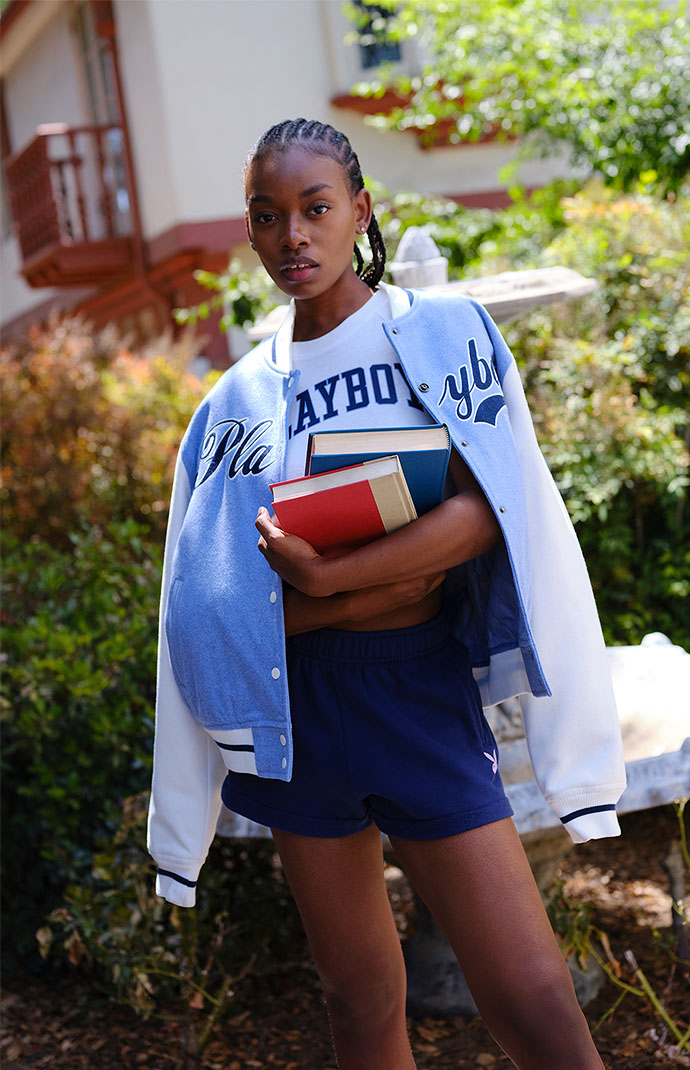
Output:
(353, 188), (373, 234)
(244, 212), (255, 249)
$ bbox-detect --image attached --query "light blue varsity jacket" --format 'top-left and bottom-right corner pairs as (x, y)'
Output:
(148, 286), (626, 907)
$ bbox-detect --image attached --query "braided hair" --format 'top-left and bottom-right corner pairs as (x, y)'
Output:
(245, 118), (387, 289)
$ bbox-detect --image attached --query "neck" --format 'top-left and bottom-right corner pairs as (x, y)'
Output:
(292, 273), (373, 341)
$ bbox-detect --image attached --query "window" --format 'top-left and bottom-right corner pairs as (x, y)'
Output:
(72, 1), (131, 233)
(354, 1), (401, 70)
(73, 1), (119, 125)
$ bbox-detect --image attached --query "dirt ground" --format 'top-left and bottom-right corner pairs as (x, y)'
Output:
(2, 805), (688, 1069)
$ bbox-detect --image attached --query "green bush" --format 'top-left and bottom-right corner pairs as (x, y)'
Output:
(0, 521), (162, 965)
(40, 793), (305, 1060)
(349, 0), (690, 195)
(0, 321), (224, 967)
(174, 257), (280, 332)
(0, 319), (211, 546)
(369, 177), (575, 275)
(502, 183), (690, 646)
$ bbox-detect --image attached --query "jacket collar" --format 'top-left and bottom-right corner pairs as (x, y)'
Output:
(270, 303), (295, 372)
(382, 282), (415, 319)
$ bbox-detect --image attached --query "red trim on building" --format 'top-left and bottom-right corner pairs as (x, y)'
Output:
(0, 216), (247, 366)
(331, 90), (507, 150)
(331, 89), (411, 116)
(446, 188), (538, 210)
(147, 217), (247, 265)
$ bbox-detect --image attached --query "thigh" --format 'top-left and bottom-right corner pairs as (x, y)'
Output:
(390, 820), (604, 1068)
(389, 818), (570, 1004)
(272, 824), (404, 989)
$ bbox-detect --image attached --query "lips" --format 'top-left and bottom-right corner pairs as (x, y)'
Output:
(280, 257), (318, 283)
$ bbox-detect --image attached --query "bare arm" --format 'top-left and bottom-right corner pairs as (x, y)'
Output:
(282, 572), (447, 636)
(257, 450), (501, 599)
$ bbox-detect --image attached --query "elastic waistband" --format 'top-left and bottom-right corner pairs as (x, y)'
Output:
(286, 613), (451, 663)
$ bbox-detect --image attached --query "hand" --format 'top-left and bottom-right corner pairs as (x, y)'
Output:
(256, 507), (330, 597)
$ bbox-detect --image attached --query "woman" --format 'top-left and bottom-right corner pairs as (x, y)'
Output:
(149, 118), (625, 1069)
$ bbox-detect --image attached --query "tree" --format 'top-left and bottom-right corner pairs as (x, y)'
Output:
(348, 0), (690, 192)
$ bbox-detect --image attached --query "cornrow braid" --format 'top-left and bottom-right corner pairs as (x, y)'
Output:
(360, 214), (386, 289)
(246, 118), (387, 290)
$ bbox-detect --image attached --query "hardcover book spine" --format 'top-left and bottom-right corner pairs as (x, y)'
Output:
(368, 473), (417, 531)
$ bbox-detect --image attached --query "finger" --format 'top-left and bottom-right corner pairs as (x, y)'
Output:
(255, 506), (278, 537)
(428, 571), (447, 592)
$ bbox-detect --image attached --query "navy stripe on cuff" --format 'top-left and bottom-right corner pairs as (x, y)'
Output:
(214, 741), (255, 753)
(560, 803), (617, 824)
(157, 868), (197, 888)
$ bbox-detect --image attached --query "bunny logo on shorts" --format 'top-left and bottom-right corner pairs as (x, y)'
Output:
(483, 748), (499, 776)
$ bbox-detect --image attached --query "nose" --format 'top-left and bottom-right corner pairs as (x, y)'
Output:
(281, 213), (308, 250)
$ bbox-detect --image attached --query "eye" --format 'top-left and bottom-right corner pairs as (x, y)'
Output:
(309, 203), (331, 216)
(252, 211), (277, 225)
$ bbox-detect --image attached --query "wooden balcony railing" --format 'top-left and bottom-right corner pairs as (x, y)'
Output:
(4, 123), (135, 287)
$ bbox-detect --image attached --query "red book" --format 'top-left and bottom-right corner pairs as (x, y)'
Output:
(270, 455), (417, 557)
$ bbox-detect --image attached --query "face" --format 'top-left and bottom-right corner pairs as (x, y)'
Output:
(244, 144), (371, 304)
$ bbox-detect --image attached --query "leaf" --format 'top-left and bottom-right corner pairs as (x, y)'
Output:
(65, 929), (86, 966)
(35, 925), (53, 960)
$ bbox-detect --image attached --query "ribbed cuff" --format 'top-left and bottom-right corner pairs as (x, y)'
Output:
(155, 866), (199, 908)
(560, 806), (621, 844)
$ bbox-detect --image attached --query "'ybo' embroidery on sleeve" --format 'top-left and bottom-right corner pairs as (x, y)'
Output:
(438, 338), (506, 427)
(195, 419), (276, 488)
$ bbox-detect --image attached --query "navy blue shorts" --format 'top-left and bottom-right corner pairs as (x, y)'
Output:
(221, 614), (513, 840)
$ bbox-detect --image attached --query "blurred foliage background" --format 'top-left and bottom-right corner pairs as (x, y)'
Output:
(348, 0), (690, 192)
(1, 0), (688, 1041)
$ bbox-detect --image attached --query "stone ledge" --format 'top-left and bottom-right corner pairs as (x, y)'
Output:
(507, 739), (690, 837)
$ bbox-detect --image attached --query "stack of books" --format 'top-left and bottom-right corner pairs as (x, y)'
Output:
(270, 425), (450, 557)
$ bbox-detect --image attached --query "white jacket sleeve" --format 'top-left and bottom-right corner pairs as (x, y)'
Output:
(147, 452), (227, 907)
(501, 357), (627, 842)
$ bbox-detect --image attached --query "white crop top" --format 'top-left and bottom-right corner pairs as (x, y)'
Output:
(284, 289), (437, 479)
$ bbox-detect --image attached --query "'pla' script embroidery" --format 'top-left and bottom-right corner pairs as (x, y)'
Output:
(195, 419), (275, 487)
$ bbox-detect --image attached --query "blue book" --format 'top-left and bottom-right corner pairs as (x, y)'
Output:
(306, 425), (451, 517)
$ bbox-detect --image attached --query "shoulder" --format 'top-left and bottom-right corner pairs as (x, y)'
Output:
(384, 283), (517, 384)
(384, 282), (489, 330)
(415, 287), (491, 328)
(201, 337), (273, 404)
(385, 282), (501, 347)
(179, 338), (274, 455)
